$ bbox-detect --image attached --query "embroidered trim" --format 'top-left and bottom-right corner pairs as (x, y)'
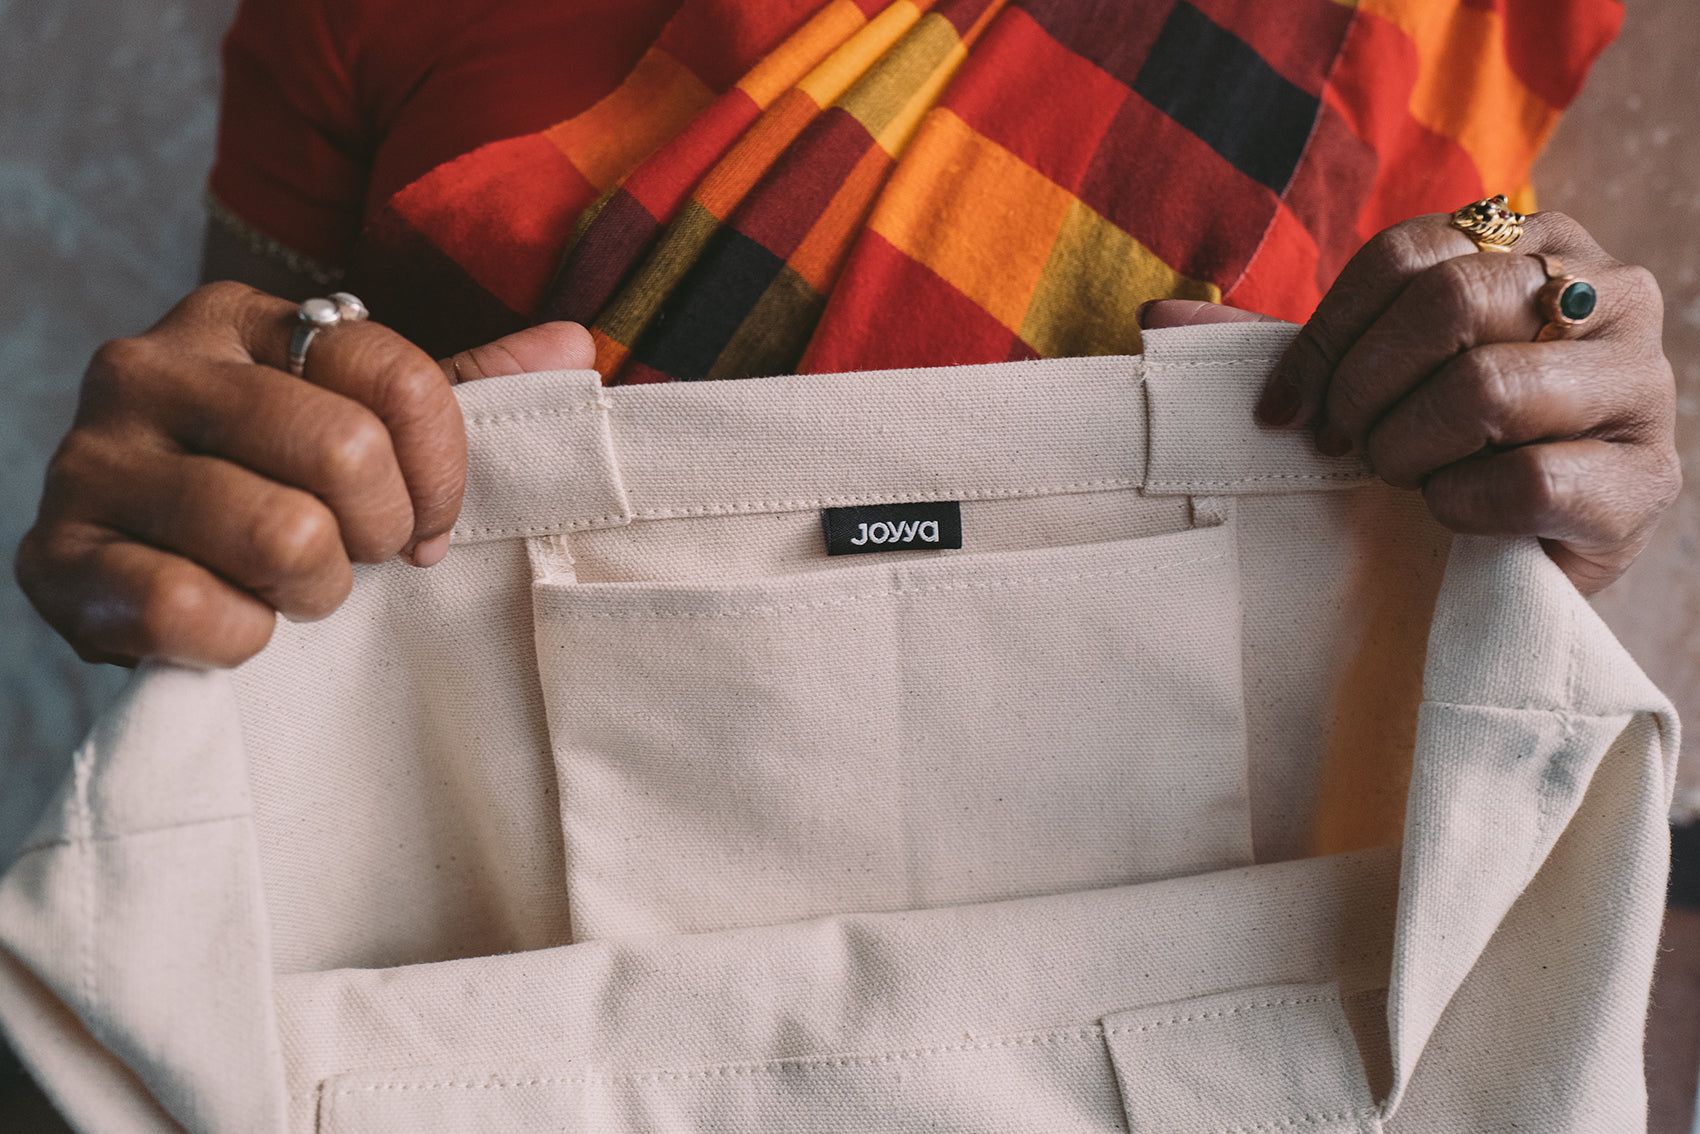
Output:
(202, 191), (346, 287)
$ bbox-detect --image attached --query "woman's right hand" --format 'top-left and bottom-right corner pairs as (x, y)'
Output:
(14, 281), (593, 668)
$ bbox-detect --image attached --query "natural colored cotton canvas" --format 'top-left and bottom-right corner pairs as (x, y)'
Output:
(0, 323), (1677, 1133)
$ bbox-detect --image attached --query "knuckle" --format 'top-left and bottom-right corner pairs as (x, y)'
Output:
(373, 355), (447, 415)
(1364, 221), (1433, 278)
(1323, 373), (1375, 429)
(84, 336), (162, 404)
(171, 282), (293, 362)
(131, 568), (213, 656)
(1416, 256), (1482, 330)
(125, 564), (274, 667)
(178, 279), (254, 322)
(1292, 318), (1348, 376)
(1533, 210), (1586, 248)
(250, 498), (343, 581)
(38, 431), (126, 520)
(1364, 432), (1419, 489)
(12, 527), (51, 604)
(1451, 351), (1518, 442)
(88, 335), (149, 378)
(1616, 264), (1662, 317)
(316, 412), (393, 489)
(42, 429), (105, 491)
(1508, 449), (1572, 531)
(1651, 445), (1683, 514)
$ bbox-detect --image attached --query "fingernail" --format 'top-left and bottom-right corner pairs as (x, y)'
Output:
(1255, 376), (1301, 426)
(403, 532), (452, 568)
(1315, 422), (1353, 458)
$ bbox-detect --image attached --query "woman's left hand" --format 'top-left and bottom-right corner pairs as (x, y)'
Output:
(1143, 210), (1680, 595)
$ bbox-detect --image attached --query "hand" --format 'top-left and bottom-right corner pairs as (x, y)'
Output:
(1143, 211), (1680, 595)
(15, 281), (594, 667)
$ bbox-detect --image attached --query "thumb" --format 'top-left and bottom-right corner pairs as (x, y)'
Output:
(1137, 299), (1282, 330)
(1137, 301), (1300, 430)
(440, 321), (597, 384)
(402, 321), (596, 569)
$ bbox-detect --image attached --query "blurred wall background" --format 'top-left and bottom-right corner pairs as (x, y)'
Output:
(1, 0), (1697, 909)
(2, 0), (238, 861)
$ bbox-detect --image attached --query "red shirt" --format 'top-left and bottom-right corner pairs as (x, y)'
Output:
(210, 0), (686, 272)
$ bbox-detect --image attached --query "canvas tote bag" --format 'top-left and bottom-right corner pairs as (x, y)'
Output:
(0, 322), (1678, 1133)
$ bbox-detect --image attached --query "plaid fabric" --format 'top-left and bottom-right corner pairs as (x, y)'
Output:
(344, 0), (1622, 375)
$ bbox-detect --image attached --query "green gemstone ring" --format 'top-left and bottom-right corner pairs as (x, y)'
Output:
(1528, 253), (1597, 341)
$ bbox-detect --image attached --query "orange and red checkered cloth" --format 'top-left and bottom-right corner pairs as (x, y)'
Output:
(345, 0), (1621, 380)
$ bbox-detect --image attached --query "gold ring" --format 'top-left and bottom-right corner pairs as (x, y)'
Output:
(1527, 253), (1597, 341)
(1451, 194), (1526, 252)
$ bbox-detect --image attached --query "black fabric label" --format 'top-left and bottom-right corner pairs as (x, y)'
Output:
(822, 502), (962, 556)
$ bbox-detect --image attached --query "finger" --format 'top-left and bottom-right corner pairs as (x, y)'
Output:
(142, 358), (415, 563)
(15, 522), (277, 668)
(1324, 248), (1650, 461)
(40, 435), (354, 620)
(1421, 438), (1681, 592)
(1258, 213), (1480, 426)
(1257, 209), (1622, 429)
(1319, 250), (1552, 454)
(1137, 300), (1282, 330)
(268, 318), (467, 550)
(1365, 340), (1660, 488)
(441, 321), (597, 384)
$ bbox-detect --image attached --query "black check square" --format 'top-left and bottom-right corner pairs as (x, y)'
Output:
(1133, 2), (1321, 194)
(632, 225), (787, 381)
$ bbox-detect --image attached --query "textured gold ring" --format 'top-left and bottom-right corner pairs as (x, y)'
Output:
(1527, 253), (1597, 341)
(1450, 193), (1526, 252)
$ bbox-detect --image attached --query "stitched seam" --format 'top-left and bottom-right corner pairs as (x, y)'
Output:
(454, 516), (627, 539)
(1421, 700), (1630, 718)
(325, 1027), (1110, 1096)
(1207, 1110), (1383, 1133)
(11, 811), (256, 856)
(643, 480), (1151, 512)
(321, 1005), (1378, 1129)
(1146, 473), (1364, 489)
(540, 552), (1227, 620)
(70, 740), (96, 1029)
(1144, 358), (1281, 369)
(466, 401), (607, 427)
(1102, 993), (1338, 1036)
(453, 481), (1146, 539)
(627, 480), (1142, 515)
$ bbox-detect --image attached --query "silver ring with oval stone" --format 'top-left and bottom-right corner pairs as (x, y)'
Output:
(287, 292), (369, 377)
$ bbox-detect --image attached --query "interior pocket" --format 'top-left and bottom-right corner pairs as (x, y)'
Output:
(531, 518), (1251, 939)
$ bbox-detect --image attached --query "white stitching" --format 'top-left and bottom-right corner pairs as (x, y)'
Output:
(11, 812), (257, 855)
(1145, 473), (1365, 489)
(1145, 359), (1281, 368)
(1210, 1110), (1383, 1133)
(326, 1028), (1109, 1095)
(465, 400), (608, 428)
(1103, 993), (1338, 1036)
(628, 479), (1142, 515)
(538, 552), (1227, 620)
(1421, 699), (1628, 719)
(453, 515), (627, 538)
(452, 480), (1146, 540)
